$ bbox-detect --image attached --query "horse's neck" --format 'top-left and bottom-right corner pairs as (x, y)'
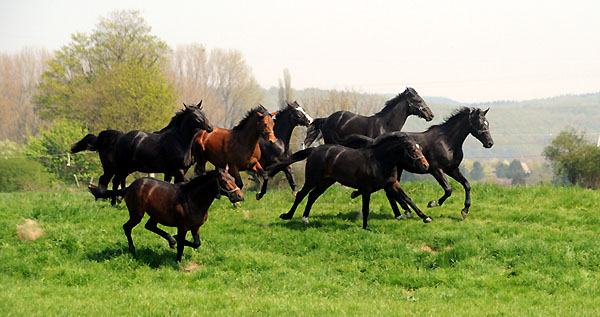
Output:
(377, 100), (409, 131)
(273, 113), (295, 152)
(186, 176), (218, 204)
(233, 121), (262, 155)
(438, 116), (471, 149)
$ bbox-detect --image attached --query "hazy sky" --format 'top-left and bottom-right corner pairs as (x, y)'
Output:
(1, 0), (599, 103)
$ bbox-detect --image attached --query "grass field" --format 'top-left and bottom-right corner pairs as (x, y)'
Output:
(1, 182), (599, 315)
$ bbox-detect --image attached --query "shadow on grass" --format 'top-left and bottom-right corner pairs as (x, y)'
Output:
(268, 210), (416, 231)
(87, 245), (179, 269)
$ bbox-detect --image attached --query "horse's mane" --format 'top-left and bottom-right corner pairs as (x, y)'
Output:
(232, 105), (270, 131)
(183, 169), (219, 190)
(375, 87), (414, 116)
(364, 132), (412, 159)
(157, 106), (195, 133)
(425, 107), (472, 132)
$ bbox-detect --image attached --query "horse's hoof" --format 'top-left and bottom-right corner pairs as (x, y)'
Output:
(350, 191), (360, 199)
(280, 213), (292, 220)
(233, 202), (241, 208)
(292, 191), (298, 197)
(169, 242), (176, 249)
(423, 217), (433, 223)
(404, 211), (413, 218)
(362, 226), (371, 231)
(256, 193), (263, 200)
(301, 216), (309, 224)
(395, 214), (407, 220)
(427, 201), (439, 208)
(461, 209), (468, 219)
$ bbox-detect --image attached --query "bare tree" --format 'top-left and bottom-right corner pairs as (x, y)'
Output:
(278, 68), (293, 109)
(0, 47), (50, 141)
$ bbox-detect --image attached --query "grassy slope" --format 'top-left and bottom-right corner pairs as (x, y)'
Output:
(0, 183), (599, 315)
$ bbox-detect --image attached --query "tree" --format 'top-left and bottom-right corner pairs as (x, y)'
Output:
(495, 161), (509, 178)
(34, 10), (176, 132)
(543, 129), (600, 188)
(470, 161), (485, 180)
(168, 45), (263, 128)
(278, 68), (294, 108)
(0, 48), (50, 141)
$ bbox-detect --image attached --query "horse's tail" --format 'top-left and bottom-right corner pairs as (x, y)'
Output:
(338, 134), (375, 149)
(88, 184), (126, 200)
(265, 148), (314, 172)
(71, 134), (98, 153)
(304, 118), (325, 147)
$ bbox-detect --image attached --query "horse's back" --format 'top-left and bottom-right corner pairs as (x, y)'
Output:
(125, 177), (181, 226)
(322, 111), (371, 143)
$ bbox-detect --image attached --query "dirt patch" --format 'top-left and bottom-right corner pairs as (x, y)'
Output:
(181, 263), (202, 273)
(16, 218), (43, 241)
(420, 244), (438, 254)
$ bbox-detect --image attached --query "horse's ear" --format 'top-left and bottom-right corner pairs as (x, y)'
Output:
(224, 164), (229, 173)
(270, 112), (278, 117)
(197, 100), (203, 108)
(483, 108), (490, 116)
(183, 103), (189, 109)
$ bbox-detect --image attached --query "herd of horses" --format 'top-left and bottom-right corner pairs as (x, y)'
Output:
(73, 87), (493, 261)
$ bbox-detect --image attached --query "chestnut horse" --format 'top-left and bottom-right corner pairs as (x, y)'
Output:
(192, 105), (277, 200)
(89, 169), (243, 262)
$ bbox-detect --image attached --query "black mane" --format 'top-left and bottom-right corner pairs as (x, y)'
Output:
(157, 107), (194, 133)
(232, 105), (270, 131)
(426, 107), (472, 132)
(375, 88), (413, 116)
(184, 169), (219, 190)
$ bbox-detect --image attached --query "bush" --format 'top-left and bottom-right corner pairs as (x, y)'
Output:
(0, 157), (52, 192)
(25, 120), (102, 185)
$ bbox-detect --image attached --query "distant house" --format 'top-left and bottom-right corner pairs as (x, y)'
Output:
(520, 162), (531, 175)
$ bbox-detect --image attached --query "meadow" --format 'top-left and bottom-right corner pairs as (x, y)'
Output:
(1, 182), (599, 316)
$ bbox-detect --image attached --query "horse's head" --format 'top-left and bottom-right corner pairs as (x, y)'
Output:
(184, 100), (213, 133)
(216, 168), (244, 203)
(256, 105), (277, 144)
(404, 87), (434, 121)
(402, 136), (429, 172)
(469, 108), (494, 148)
(287, 101), (313, 127)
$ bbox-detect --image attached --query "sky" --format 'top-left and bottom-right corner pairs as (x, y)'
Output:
(1, 0), (599, 103)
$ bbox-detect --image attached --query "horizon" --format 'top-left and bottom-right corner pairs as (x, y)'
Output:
(2, 0), (599, 103)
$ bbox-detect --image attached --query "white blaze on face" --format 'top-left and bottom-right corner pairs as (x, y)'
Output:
(296, 106), (313, 124)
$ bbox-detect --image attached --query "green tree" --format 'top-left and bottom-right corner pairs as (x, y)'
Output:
(495, 161), (509, 178)
(34, 10), (175, 132)
(469, 161), (485, 180)
(543, 129), (600, 188)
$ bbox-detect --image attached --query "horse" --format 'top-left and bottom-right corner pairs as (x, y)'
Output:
(267, 133), (430, 230)
(107, 101), (212, 204)
(251, 101), (313, 196)
(347, 107), (494, 220)
(191, 105), (277, 200)
(89, 168), (243, 262)
(71, 129), (125, 191)
(303, 87), (434, 147)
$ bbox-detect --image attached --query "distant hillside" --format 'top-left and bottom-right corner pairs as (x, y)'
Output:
(263, 88), (600, 162)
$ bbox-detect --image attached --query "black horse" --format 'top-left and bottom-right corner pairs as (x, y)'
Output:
(106, 101), (213, 203)
(268, 133), (431, 229)
(252, 101), (313, 196)
(303, 87), (434, 147)
(89, 168), (243, 262)
(346, 107), (494, 219)
(71, 129), (125, 191)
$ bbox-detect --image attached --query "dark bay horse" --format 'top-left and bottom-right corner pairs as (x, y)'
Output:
(253, 101), (313, 196)
(268, 133), (430, 229)
(192, 105), (277, 200)
(90, 169), (243, 262)
(109, 102), (212, 203)
(303, 87), (434, 147)
(71, 129), (125, 191)
(347, 107), (494, 219)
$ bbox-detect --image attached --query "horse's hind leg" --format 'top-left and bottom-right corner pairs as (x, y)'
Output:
(123, 215), (143, 254)
(283, 166), (298, 195)
(145, 218), (176, 248)
(389, 182), (432, 223)
(254, 162), (269, 200)
(301, 180), (334, 224)
(427, 170), (452, 208)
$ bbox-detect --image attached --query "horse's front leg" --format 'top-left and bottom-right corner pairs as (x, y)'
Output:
(253, 162), (269, 200)
(388, 182), (432, 223)
(175, 227), (188, 262)
(446, 168), (472, 219)
(361, 192), (371, 230)
(427, 169), (452, 208)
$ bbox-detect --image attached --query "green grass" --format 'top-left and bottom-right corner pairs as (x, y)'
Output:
(1, 183), (599, 315)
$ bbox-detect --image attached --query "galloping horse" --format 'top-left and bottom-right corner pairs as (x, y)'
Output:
(348, 107), (494, 219)
(268, 133), (430, 229)
(192, 105), (277, 200)
(303, 87), (434, 147)
(255, 101), (313, 196)
(106, 102), (212, 204)
(90, 169), (243, 262)
(71, 129), (124, 191)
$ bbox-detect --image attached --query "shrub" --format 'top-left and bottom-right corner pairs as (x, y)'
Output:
(0, 157), (51, 192)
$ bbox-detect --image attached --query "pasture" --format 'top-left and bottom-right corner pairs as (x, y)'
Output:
(1, 183), (599, 315)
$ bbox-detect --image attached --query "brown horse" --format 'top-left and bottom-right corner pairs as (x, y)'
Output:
(192, 105), (277, 200)
(90, 169), (243, 262)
